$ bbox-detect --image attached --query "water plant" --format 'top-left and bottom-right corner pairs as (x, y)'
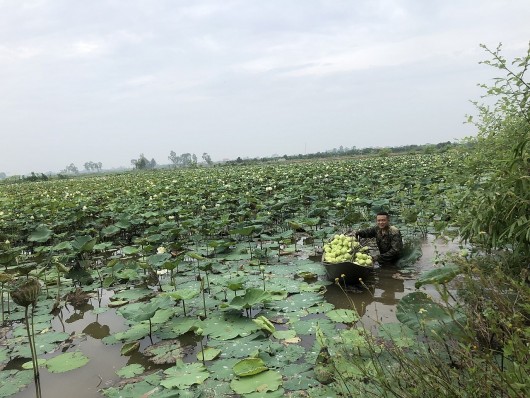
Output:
(9, 277), (41, 382)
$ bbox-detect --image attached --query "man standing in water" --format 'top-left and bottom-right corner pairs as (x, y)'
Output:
(356, 211), (403, 266)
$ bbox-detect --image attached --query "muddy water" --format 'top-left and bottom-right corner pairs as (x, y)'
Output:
(325, 235), (459, 328)
(13, 236), (457, 398)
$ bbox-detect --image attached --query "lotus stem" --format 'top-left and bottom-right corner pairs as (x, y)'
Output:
(201, 279), (207, 319)
(1, 285), (4, 325)
(24, 305), (39, 381)
(182, 300), (187, 316)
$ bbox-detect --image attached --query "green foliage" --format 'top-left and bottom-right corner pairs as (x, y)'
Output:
(457, 43), (530, 264)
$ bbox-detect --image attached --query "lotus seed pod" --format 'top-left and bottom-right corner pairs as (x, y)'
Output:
(10, 277), (41, 307)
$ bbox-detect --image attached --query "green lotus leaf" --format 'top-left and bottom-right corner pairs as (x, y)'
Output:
(161, 361), (209, 389)
(207, 358), (240, 381)
(94, 242), (113, 251)
(116, 363), (145, 378)
(114, 218), (132, 229)
(171, 317), (202, 336)
(71, 235), (97, 252)
(225, 276), (246, 292)
(233, 357), (268, 377)
(229, 226), (255, 236)
(147, 252), (172, 267)
(113, 323), (151, 342)
(252, 316), (276, 334)
(108, 299), (128, 308)
(202, 314), (260, 340)
(187, 252), (206, 261)
(28, 224), (53, 243)
(0, 369), (33, 396)
(120, 341), (140, 356)
(197, 347), (221, 361)
(230, 370), (282, 394)
(229, 288), (272, 310)
(326, 309), (360, 324)
(101, 225), (121, 237)
(272, 330), (296, 340)
(121, 246), (140, 255)
(0, 347), (9, 364)
(377, 323), (416, 348)
(21, 358), (47, 369)
(165, 289), (199, 301)
(52, 241), (72, 251)
(101, 372), (164, 398)
(283, 371), (320, 391)
(46, 351), (90, 373)
(396, 291), (466, 336)
(337, 328), (370, 349)
(112, 288), (153, 301)
(414, 264), (461, 288)
(144, 340), (185, 365)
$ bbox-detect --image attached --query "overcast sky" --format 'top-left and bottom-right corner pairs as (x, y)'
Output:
(1, 1), (529, 175)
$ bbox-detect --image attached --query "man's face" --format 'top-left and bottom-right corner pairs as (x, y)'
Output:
(376, 215), (389, 229)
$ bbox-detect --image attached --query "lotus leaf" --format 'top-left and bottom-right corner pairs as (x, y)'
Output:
(326, 308), (360, 324)
(116, 363), (145, 378)
(230, 370), (282, 394)
(224, 276), (245, 292)
(120, 341), (140, 355)
(28, 224), (53, 243)
(233, 357), (268, 376)
(101, 372), (164, 398)
(252, 315), (276, 334)
(229, 288), (272, 310)
(161, 361), (209, 389)
(112, 322), (151, 342)
(165, 289), (199, 301)
(52, 241), (73, 251)
(197, 347), (221, 361)
(414, 264), (461, 288)
(171, 317), (202, 336)
(396, 291), (466, 336)
(22, 358), (47, 369)
(378, 323), (416, 348)
(272, 329), (296, 340)
(147, 252), (172, 267)
(144, 340), (187, 364)
(208, 358), (240, 380)
(121, 246), (140, 255)
(283, 371), (320, 391)
(46, 351), (90, 373)
(0, 369), (33, 397)
(203, 314), (260, 340)
(101, 225), (121, 236)
(71, 235), (97, 252)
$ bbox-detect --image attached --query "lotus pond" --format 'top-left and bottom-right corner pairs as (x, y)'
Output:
(0, 153), (463, 397)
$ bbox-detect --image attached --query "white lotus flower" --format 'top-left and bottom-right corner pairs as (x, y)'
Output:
(157, 246), (166, 254)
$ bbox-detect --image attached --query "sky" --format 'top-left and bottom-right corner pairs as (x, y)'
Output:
(1, 1), (529, 176)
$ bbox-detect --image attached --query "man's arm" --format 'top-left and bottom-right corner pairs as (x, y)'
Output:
(356, 226), (377, 240)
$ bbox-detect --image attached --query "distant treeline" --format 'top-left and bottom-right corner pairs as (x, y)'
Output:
(0, 141), (463, 183)
(224, 141), (460, 165)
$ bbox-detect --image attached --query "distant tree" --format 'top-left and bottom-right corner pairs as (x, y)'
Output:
(62, 163), (79, 174)
(149, 158), (157, 169)
(202, 152), (213, 165)
(168, 150), (179, 167)
(131, 154), (149, 170)
(0, 172), (6, 180)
